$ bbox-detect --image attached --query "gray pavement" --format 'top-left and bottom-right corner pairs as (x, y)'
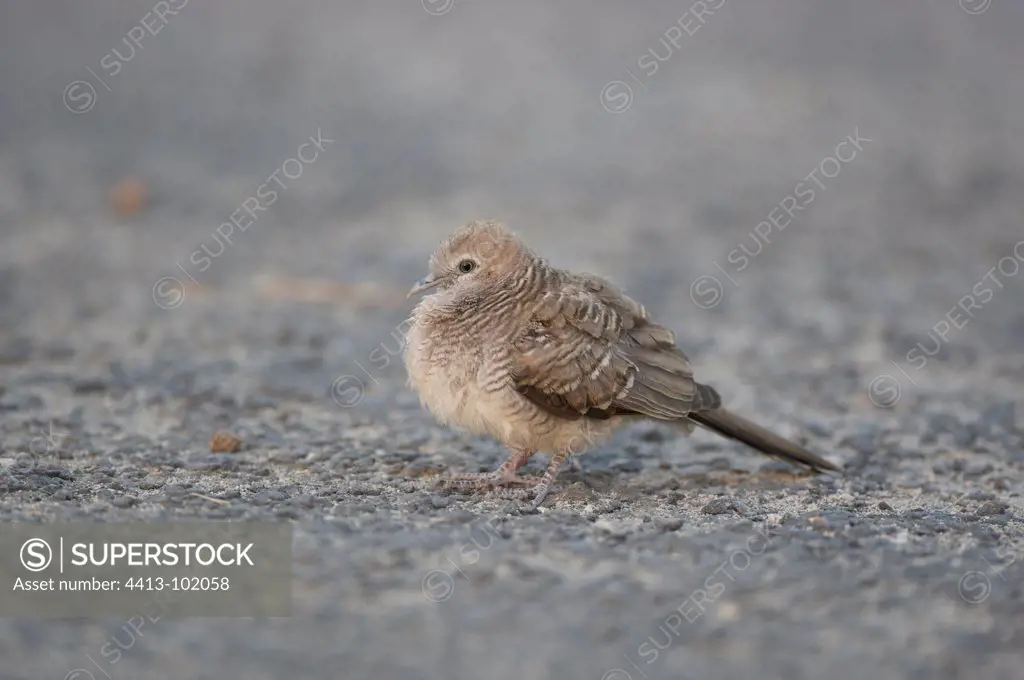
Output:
(0, 1), (1023, 678)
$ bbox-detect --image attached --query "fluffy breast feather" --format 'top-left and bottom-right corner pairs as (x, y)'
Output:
(404, 311), (490, 433)
(404, 305), (621, 454)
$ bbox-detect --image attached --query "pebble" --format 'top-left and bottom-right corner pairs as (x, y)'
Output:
(40, 342), (75, 360)
(964, 461), (994, 477)
(978, 402), (1016, 434)
(839, 430), (878, 456)
(610, 459), (643, 473)
(293, 495), (317, 509)
(594, 518), (643, 537)
(803, 420), (832, 438)
(977, 500), (1011, 516)
(638, 427), (667, 443)
(702, 498), (737, 515)
(72, 378), (108, 394)
(0, 337), (32, 364)
(0, 393), (44, 411)
(653, 517), (683, 532)
(928, 413), (961, 434)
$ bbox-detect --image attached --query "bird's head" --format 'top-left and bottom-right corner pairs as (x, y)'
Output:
(408, 219), (531, 299)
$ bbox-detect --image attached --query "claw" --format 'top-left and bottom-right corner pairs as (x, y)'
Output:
(528, 483), (563, 509)
(435, 448), (534, 494)
(434, 448), (569, 507)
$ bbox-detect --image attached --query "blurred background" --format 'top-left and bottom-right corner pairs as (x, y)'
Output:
(1, 1), (1023, 679)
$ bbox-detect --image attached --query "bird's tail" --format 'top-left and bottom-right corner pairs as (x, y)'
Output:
(688, 408), (838, 472)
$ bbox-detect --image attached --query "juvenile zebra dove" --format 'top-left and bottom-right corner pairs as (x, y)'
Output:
(404, 220), (838, 508)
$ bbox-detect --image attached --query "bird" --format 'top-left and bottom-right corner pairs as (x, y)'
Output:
(404, 219), (838, 508)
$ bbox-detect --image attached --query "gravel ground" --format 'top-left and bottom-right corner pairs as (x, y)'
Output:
(1, 1), (1023, 679)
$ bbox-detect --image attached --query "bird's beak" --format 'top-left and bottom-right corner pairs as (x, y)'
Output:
(408, 274), (442, 298)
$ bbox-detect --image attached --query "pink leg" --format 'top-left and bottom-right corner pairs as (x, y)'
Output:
(528, 449), (570, 509)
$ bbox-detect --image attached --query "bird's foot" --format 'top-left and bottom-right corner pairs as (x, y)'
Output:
(436, 469), (531, 493)
(434, 450), (567, 508)
(495, 481), (564, 504)
(434, 472), (565, 510)
(526, 479), (559, 509)
(487, 486), (539, 500)
(464, 473), (562, 508)
(435, 449), (535, 494)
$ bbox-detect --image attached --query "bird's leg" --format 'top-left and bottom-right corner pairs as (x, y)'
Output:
(439, 448), (533, 491)
(528, 449), (570, 509)
(492, 448), (534, 484)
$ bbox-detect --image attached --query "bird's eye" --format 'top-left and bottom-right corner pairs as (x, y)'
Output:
(457, 259), (476, 274)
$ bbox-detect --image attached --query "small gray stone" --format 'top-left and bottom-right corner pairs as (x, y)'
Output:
(0, 337), (32, 364)
(245, 395), (279, 409)
(964, 461), (994, 477)
(292, 494), (317, 509)
(702, 498), (736, 515)
(0, 393), (44, 411)
(977, 500), (1010, 516)
(653, 517), (683, 532)
(877, 501), (893, 511)
(760, 461), (798, 474)
(430, 495), (451, 509)
(610, 458), (643, 473)
(162, 484), (189, 497)
(269, 450), (308, 463)
(840, 431), (877, 456)
(803, 420), (832, 438)
(928, 413), (961, 433)
(349, 485), (382, 496)
(275, 507), (301, 519)
(953, 427), (977, 448)
(40, 342), (75, 360)
(72, 378), (108, 394)
(638, 426), (668, 443)
(978, 402), (1016, 434)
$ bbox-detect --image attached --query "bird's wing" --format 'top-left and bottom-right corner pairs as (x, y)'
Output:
(511, 275), (720, 420)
